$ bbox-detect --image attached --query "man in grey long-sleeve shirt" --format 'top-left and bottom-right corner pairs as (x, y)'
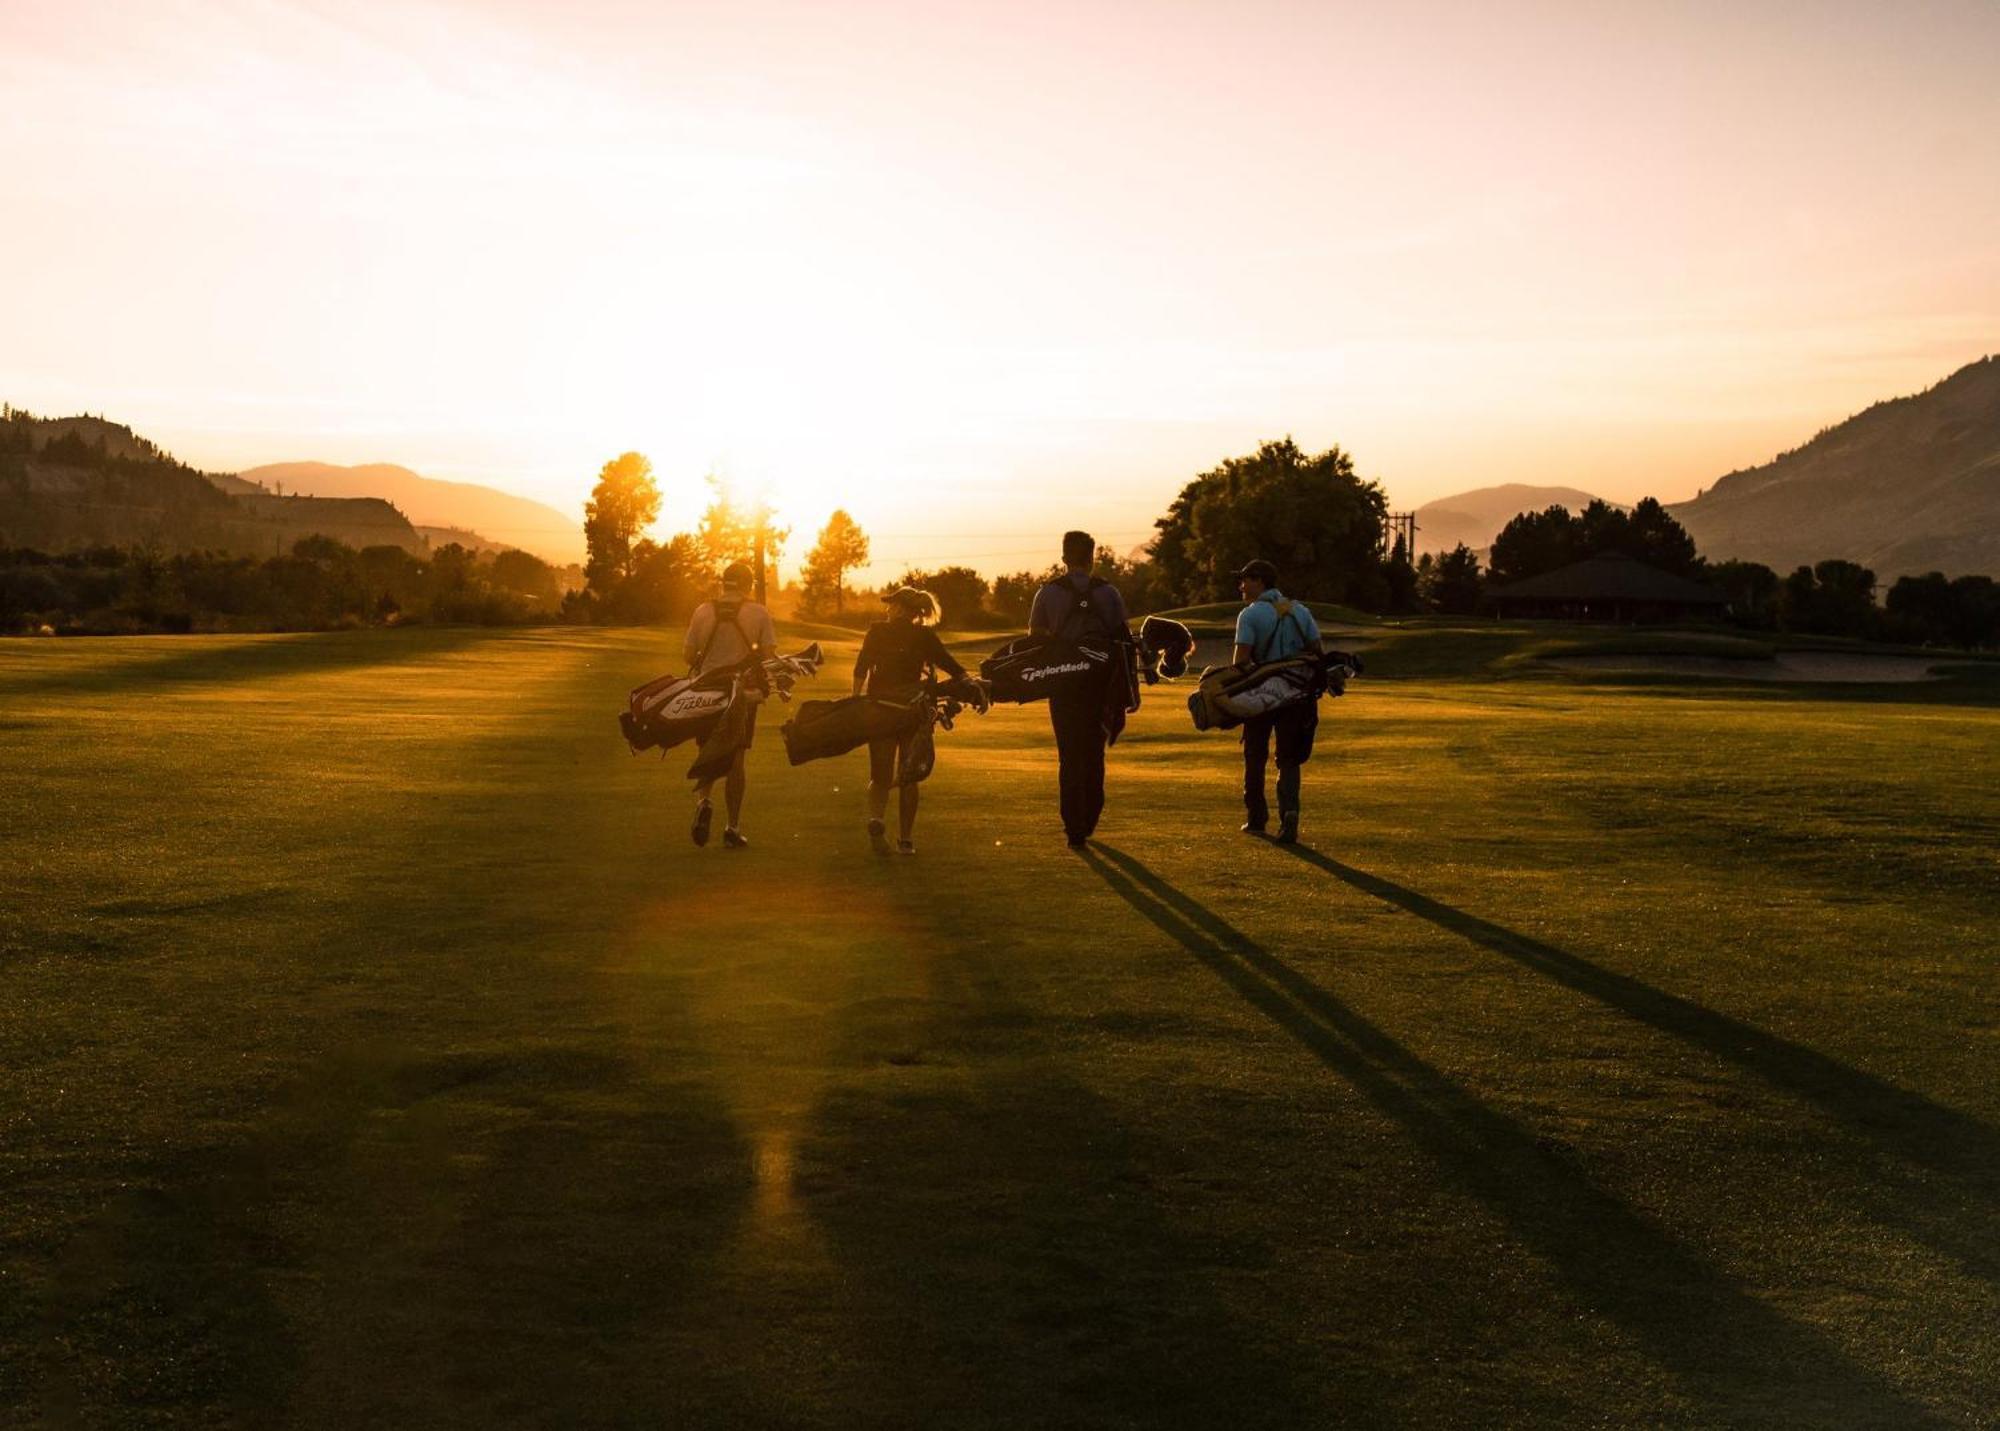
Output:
(682, 562), (777, 850)
(1030, 530), (1132, 847)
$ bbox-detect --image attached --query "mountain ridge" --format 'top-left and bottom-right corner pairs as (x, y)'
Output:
(1411, 483), (1611, 556)
(1669, 355), (2000, 578)
(1, 413), (427, 557)
(239, 461), (584, 565)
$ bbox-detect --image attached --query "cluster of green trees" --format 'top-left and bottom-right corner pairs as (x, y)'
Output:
(1147, 438), (1390, 609)
(1695, 558), (1999, 646)
(573, 454), (798, 624)
(1, 538), (567, 635)
(1128, 443), (1996, 645)
(1727, 561), (2000, 647)
(1488, 498), (1702, 584)
(1411, 545), (1485, 615)
(798, 510), (870, 616)
(1881, 570), (2000, 648)
(1455, 500), (1998, 647)
(576, 452), (1117, 631)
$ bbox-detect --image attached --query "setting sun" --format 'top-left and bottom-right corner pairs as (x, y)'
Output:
(5, 0), (1995, 580)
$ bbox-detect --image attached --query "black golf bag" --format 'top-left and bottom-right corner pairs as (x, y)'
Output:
(980, 634), (1122, 704)
(781, 677), (986, 786)
(781, 696), (924, 765)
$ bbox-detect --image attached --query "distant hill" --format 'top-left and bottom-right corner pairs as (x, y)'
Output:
(1, 412), (424, 557)
(1670, 355), (2000, 579)
(1412, 484), (1609, 555)
(26, 415), (166, 464)
(239, 462), (584, 565)
(414, 524), (515, 556)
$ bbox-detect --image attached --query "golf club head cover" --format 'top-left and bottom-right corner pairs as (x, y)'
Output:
(1139, 616), (1196, 679)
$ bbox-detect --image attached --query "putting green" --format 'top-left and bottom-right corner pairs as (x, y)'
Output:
(3, 625), (1996, 1426)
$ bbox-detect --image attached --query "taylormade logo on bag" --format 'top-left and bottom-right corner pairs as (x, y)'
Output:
(1023, 660), (1093, 680)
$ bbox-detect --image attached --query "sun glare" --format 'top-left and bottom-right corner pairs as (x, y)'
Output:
(2, 0), (1995, 576)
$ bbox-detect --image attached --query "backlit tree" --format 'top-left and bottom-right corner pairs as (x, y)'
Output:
(799, 509), (871, 615)
(583, 452), (660, 596)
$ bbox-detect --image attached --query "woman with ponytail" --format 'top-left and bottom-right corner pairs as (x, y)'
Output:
(852, 586), (967, 854)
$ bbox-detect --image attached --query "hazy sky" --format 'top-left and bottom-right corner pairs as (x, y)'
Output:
(4, 0), (1995, 574)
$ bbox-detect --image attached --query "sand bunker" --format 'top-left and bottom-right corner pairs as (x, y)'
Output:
(1544, 652), (1944, 683)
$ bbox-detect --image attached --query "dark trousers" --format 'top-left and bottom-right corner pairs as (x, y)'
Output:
(1243, 704), (1314, 827)
(1049, 688), (1107, 840)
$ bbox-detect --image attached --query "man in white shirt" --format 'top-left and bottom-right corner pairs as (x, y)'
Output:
(682, 562), (778, 849)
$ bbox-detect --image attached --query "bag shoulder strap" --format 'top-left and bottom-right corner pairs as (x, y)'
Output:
(695, 600), (753, 671)
(1256, 599), (1308, 662)
(1061, 576), (1110, 638)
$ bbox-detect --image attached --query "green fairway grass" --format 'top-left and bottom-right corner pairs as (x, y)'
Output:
(4, 626), (1997, 1426)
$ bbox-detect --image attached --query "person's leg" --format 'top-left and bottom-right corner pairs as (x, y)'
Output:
(691, 777), (716, 845)
(898, 781), (920, 844)
(724, 755), (748, 831)
(1242, 718), (1272, 831)
(867, 740), (894, 820)
(1273, 704), (1311, 843)
(1059, 697), (1100, 841)
(866, 738), (895, 852)
(1049, 697), (1081, 840)
(1081, 725), (1107, 837)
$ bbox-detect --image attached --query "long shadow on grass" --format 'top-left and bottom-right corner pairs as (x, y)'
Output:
(13, 634), (767, 1424)
(1084, 843), (1941, 1427)
(1, 624), (498, 696)
(791, 940), (1346, 1428)
(27, 1043), (758, 1426)
(280, 1044), (760, 1425)
(1277, 846), (2000, 1232)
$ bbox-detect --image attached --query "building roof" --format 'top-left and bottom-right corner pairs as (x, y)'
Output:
(1487, 552), (1727, 605)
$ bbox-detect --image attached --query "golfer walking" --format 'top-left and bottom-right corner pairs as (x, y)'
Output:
(852, 585), (969, 855)
(1029, 530), (1132, 847)
(682, 562), (778, 849)
(1232, 559), (1321, 844)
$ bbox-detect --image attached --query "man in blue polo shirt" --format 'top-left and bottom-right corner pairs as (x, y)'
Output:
(1231, 558), (1321, 844)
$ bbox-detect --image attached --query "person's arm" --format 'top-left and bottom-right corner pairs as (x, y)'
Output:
(756, 606), (778, 656)
(853, 627), (877, 695)
(1231, 605), (1259, 666)
(1027, 585), (1053, 636)
(684, 605), (711, 669)
(1301, 606), (1323, 650)
(925, 628), (968, 681)
(1100, 585), (1133, 642)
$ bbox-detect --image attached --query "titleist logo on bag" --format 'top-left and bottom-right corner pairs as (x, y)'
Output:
(654, 688), (731, 720)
